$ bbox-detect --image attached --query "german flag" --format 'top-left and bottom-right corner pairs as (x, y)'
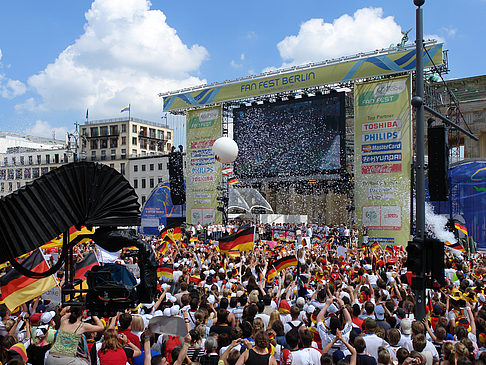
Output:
(41, 226), (94, 250)
(271, 255), (298, 273)
(371, 242), (380, 252)
(74, 252), (98, 281)
(181, 241), (188, 248)
(160, 224), (182, 243)
(219, 226), (254, 252)
(157, 240), (170, 255)
(190, 237), (198, 242)
(445, 241), (465, 252)
(228, 177), (239, 185)
(313, 237), (322, 244)
(227, 250), (240, 258)
(0, 250), (57, 311)
(385, 246), (393, 254)
(266, 267), (277, 283)
(189, 275), (201, 285)
(157, 264), (174, 279)
(454, 223), (468, 236)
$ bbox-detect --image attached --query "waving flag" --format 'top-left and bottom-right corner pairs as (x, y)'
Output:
(218, 226), (254, 252)
(74, 252), (99, 281)
(160, 224), (182, 243)
(266, 267), (277, 283)
(222, 167), (233, 175)
(228, 177), (239, 185)
(454, 223), (468, 236)
(371, 242), (380, 252)
(445, 241), (465, 252)
(41, 226), (94, 250)
(0, 250), (57, 311)
(271, 255), (298, 273)
(157, 240), (170, 255)
(385, 246), (393, 254)
(121, 105), (130, 113)
(157, 264), (174, 279)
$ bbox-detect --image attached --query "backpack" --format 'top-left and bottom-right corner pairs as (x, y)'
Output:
(164, 335), (182, 363)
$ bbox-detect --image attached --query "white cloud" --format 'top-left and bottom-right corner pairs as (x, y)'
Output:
(276, 8), (403, 67)
(25, 0), (208, 119)
(0, 49), (26, 99)
(24, 120), (67, 139)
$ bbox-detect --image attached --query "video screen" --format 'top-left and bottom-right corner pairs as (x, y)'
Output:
(233, 93), (345, 180)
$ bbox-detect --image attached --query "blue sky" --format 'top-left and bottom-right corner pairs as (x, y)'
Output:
(0, 0), (484, 140)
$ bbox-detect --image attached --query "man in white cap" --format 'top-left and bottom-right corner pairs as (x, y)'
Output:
(398, 319), (413, 350)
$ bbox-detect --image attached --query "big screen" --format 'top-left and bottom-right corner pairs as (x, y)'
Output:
(233, 92), (345, 180)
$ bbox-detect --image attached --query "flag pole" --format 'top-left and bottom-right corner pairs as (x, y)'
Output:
(129, 104), (131, 121)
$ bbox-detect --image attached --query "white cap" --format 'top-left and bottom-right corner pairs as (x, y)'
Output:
(219, 268), (225, 274)
(228, 263), (234, 269)
(163, 257), (169, 263)
(40, 311), (56, 324)
(208, 295), (215, 304)
(166, 293), (177, 303)
(209, 269), (216, 275)
(174, 263), (180, 268)
(306, 305), (315, 313)
(364, 264), (372, 271)
(163, 308), (171, 316)
(170, 305), (180, 316)
(153, 310), (163, 317)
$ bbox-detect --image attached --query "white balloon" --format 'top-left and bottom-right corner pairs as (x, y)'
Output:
(212, 137), (238, 164)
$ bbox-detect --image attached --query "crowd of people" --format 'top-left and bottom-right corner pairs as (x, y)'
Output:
(0, 220), (484, 365)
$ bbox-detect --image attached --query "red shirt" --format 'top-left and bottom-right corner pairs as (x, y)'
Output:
(98, 348), (127, 365)
(118, 328), (140, 349)
(352, 316), (364, 330)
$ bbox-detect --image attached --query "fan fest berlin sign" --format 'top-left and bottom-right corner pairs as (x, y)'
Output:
(354, 75), (412, 246)
(186, 106), (222, 225)
(163, 44), (443, 111)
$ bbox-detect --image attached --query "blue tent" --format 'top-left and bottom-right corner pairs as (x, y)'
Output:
(427, 160), (486, 249)
(139, 181), (186, 235)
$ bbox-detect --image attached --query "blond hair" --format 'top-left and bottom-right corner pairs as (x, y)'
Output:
(100, 329), (123, 353)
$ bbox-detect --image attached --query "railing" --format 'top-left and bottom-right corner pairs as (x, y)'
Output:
(84, 117), (170, 129)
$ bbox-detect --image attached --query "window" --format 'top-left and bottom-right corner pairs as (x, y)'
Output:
(166, 143), (171, 151)
(149, 128), (156, 138)
(133, 179), (138, 188)
(132, 125), (137, 133)
(100, 139), (108, 149)
(24, 168), (31, 179)
(134, 165), (138, 172)
(20, 156), (24, 165)
(132, 149), (137, 156)
(141, 196), (146, 205)
(8, 182), (12, 192)
(82, 128), (87, 136)
(110, 138), (118, 148)
(28, 156), (33, 165)
(91, 151), (96, 161)
(45, 155), (50, 164)
(158, 177), (163, 184)
(7, 169), (14, 180)
(150, 164), (154, 171)
(90, 140), (98, 149)
(17, 182), (21, 189)
(101, 150), (106, 160)
(140, 127), (147, 137)
(4, 157), (8, 166)
(141, 150), (146, 156)
(158, 163), (163, 170)
(0, 182), (3, 192)
(141, 179), (146, 189)
(141, 165), (146, 172)
(121, 136), (126, 145)
(15, 169), (22, 179)
(140, 139), (147, 149)
(122, 124), (127, 133)
(158, 130), (164, 140)
(109, 125), (118, 135)
(12, 157), (16, 165)
(149, 141), (156, 151)
(111, 149), (116, 160)
(41, 167), (49, 175)
(167, 132), (171, 139)
(120, 163), (125, 175)
(121, 149), (126, 159)
(32, 168), (40, 178)
(55, 154), (59, 163)
(100, 126), (108, 136)
(37, 155), (41, 164)
(90, 127), (99, 137)
(149, 178), (154, 188)
(0, 170), (5, 180)
(132, 137), (137, 145)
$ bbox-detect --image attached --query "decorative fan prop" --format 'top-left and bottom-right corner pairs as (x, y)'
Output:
(0, 162), (141, 262)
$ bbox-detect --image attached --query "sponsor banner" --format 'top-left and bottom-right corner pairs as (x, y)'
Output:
(186, 106), (222, 224)
(354, 75), (412, 246)
(362, 142), (401, 153)
(164, 44), (443, 111)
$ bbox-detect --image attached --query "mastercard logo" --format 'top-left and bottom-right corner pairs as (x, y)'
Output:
(362, 145), (372, 152)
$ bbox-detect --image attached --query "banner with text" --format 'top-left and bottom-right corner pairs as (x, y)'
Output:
(186, 106), (222, 225)
(164, 44), (442, 111)
(354, 75), (412, 246)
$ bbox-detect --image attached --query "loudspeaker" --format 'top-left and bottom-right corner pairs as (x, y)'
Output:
(428, 125), (449, 201)
(169, 150), (185, 205)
